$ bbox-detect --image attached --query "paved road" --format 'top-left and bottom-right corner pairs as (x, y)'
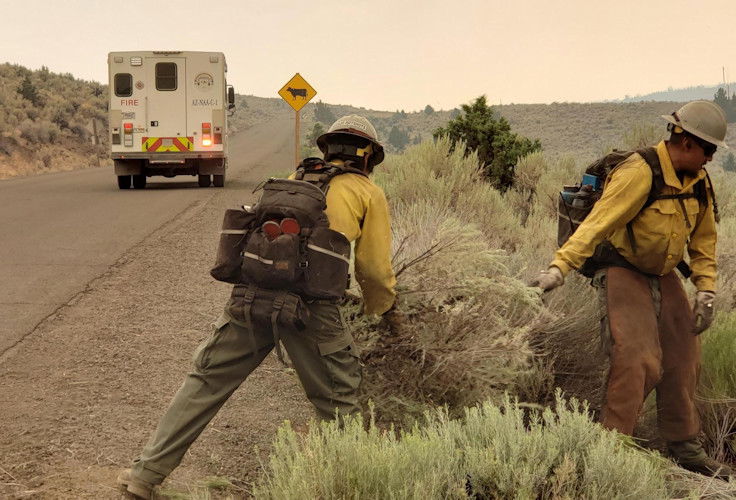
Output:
(0, 113), (294, 358)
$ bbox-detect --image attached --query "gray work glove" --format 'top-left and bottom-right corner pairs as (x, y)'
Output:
(529, 266), (564, 292)
(693, 291), (716, 335)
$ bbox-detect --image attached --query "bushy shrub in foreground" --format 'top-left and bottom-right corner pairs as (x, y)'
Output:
(349, 135), (735, 472)
(352, 139), (546, 423)
(254, 393), (672, 499)
(699, 311), (736, 464)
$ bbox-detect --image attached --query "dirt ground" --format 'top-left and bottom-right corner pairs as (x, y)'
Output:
(0, 168), (316, 498)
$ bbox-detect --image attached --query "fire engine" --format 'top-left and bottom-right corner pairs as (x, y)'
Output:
(108, 51), (234, 189)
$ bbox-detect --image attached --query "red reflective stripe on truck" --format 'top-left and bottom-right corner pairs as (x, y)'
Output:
(172, 138), (189, 151)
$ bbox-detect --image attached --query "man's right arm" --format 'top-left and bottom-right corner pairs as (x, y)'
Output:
(550, 162), (651, 276)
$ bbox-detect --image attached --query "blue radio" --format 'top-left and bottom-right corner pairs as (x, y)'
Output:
(581, 174), (602, 191)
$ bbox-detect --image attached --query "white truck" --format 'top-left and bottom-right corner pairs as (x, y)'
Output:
(108, 51), (234, 189)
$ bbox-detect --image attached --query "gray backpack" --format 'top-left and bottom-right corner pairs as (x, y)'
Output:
(210, 158), (366, 363)
(211, 158), (365, 299)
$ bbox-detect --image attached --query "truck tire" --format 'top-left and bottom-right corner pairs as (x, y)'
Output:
(198, 174), (211, 187)
(117, 175), (131, 189)
(133, 174), (147, 189)
(213, 174), (225, 187)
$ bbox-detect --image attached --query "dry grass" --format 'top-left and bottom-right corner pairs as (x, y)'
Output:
(348, 139), (545, 423)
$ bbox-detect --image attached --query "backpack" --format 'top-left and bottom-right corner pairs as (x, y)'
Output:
(557, 147), (718, 278)
(210, 158), (367, 365)
(210, 157), (366, 299)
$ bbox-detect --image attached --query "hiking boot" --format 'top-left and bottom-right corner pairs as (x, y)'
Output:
(117, 469), (154, 499)
(668, 439), (734, 480)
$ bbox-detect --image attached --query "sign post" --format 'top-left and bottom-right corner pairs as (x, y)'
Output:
(278, 73), (317, 166)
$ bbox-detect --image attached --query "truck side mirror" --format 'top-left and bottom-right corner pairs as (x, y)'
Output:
(227, 86), (235, 110)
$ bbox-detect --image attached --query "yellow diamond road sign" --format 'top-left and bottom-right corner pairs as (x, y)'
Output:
(278, 73), (317, 112)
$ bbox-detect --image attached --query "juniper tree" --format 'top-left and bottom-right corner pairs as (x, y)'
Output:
(434, 95), (541, 189)
(724, 152), (736, 173)
(388, 126), (410, 151)
(18, 75), (41, 107)
(314, 100), (335, 125)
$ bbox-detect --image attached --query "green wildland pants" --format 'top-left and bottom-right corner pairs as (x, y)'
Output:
(131, 300), (361, 485)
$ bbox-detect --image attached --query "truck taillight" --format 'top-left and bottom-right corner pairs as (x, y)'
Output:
(202, 122), (212, 147)
(123, 122), (133, 147)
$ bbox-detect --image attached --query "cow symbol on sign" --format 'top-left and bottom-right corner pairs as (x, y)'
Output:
(287, 87), (307, 99)
(278, 73), (316, 111)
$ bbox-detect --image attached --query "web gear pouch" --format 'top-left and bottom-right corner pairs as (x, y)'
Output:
(210, 206), (257, 284)
(227, 285), (310, 331)
(241, 231), (301, 289)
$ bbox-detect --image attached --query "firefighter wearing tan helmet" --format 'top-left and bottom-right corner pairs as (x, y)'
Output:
(533, 100), (731, 479)
(118, 115), (398, 499)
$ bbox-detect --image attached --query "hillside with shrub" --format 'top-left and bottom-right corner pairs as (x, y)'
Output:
(298, 98), (736, 170)
(2, 63), (734, 179)
(0, 63), (109, 178)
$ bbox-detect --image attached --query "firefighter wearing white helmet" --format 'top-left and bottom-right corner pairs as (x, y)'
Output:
(317, 114), (385, 172)
(532, 101), (731, 479)
(661, 100), (729, 149)
(118, 115), (399, 499)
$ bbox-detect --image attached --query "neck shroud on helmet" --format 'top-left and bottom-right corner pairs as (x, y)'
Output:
(317, 115), (385, 170)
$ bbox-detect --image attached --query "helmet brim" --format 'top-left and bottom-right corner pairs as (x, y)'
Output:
(661, 114), (729, 149)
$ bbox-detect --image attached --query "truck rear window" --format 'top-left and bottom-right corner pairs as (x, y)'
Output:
(156, 63), (177, 91)
(114, 73), (133, 97)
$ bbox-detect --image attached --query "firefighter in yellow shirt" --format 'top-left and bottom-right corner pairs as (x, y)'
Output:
(118, 115), (397, 499)
(533, 101), (731, 479)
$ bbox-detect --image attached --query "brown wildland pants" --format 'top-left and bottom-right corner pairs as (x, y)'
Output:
(594, 266), (701, 441)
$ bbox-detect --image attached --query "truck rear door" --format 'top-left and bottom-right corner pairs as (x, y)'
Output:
(146, 57), (186, 144)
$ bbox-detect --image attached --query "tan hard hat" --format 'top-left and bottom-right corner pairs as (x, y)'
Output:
(317, 115), (385, 167)
(661, 100), (728, 149)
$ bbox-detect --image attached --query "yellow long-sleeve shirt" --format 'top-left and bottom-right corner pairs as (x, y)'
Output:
(290, 167), (397, 314)
(551, 141), (717, 291)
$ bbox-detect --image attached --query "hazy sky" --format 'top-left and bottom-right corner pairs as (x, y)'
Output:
(2, 0), (735, 111)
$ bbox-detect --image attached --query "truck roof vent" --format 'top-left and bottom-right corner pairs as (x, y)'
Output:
(153, 51), (182, 55)
(130, 57), (142, 66)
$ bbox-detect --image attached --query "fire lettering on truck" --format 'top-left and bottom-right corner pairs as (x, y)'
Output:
(121, 99), (139, 106)
(192, 98), (218, 106)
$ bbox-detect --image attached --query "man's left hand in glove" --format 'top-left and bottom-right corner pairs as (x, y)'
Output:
(693, 290), (715, 335)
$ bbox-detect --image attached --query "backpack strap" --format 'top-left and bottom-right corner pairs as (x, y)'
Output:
(231, 285), (258, 353)
(295, 158), (368, 192)
(271, 294), (287, 366)
(637, 147), (664, 210)
(701, 170), (719, 223)
(626, 147), (662, 253)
